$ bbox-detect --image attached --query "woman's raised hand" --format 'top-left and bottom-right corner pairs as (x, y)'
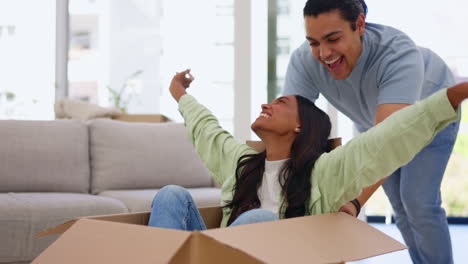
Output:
(169, 69), (194, 102)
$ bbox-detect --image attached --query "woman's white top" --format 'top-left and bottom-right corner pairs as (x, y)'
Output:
(257, 159), (288, 215)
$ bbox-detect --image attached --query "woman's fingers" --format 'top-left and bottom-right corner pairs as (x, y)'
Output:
(175, 69), (193, 80)
(172, 69), (195, 89)
(185, 72), (194, 81)
(182, 69), (194, 82)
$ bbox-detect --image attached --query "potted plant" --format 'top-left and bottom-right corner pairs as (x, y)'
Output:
(107, 70), (143, 113)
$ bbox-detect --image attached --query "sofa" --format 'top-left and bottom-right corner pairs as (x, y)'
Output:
(0, 118), (221, 264)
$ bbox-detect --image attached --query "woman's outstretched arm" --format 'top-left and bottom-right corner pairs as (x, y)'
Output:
(169, 70), (256, 185)
(312, 82), (467, 213)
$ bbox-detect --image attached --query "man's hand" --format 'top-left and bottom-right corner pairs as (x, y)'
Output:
(169, 69), (194, 102)
(339, 201), (358, 217)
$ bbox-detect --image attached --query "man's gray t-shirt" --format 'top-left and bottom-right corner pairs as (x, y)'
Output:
(283, 23), (455, 132)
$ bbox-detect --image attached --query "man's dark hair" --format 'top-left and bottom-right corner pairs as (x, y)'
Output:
(224, 95), (331, 225)
(303, 0), (368, 31)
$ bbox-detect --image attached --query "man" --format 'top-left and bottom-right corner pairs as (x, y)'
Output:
(283, 0), (460, 263)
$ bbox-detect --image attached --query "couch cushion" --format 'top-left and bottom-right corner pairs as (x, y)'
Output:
(0, 193), (128, 263)
(0, 120), (90, 193)
(98, 188), (221, 212)
(89, 119), (212, 193)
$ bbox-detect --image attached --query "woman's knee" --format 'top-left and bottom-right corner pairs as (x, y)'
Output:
(152, 185), (191, 207)
(230, 209), (279, 227)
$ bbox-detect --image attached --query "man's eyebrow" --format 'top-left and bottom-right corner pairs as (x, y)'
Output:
(322, 31), (342, 39)
(306, 31), (342, 41)
(277, 96), (290, 101)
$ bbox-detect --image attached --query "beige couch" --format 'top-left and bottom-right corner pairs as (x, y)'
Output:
(0, 119), (221, 264)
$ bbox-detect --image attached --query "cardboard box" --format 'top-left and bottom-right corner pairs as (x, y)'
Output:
(34, 207), (406, 264)
(112, 114), (171, 123)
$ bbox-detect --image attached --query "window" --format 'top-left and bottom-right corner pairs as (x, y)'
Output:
(0, 0), (56, 120)
(68, 0), (162, 113)
(158, 0), (235, 132)
(277, 0), (290, 16)
(364, 0), (468, 218)
(1, 0), (241, 138)
(276, 37), (290, 56)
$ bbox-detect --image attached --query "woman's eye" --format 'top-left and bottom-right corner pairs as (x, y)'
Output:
(309, 42), (319, 47)
(329, 38), (340, 42)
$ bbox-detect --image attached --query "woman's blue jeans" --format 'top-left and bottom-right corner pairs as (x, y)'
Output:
(148, 185), (279, 230)
(382, 120), (460, 264)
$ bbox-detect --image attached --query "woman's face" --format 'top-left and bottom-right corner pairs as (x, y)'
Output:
(251, 95), (301, 138)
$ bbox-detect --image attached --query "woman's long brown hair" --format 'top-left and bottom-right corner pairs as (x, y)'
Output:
(225, 95), (331, 225)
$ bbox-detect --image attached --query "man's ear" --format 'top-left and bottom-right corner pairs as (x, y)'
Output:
(294, 127), (301, 133)
(356, 13), (366, 36)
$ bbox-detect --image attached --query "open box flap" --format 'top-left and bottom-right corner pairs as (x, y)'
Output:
(36, 211), (151, 237)
(33, 218), (191, 264)
(202, 212), (407, 263)
(36, 207), (222, 237)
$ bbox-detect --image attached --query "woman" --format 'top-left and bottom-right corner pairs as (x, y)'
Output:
(148, 69), (466, 230)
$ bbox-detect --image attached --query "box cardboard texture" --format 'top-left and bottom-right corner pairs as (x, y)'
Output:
(34, 207), (406, 264)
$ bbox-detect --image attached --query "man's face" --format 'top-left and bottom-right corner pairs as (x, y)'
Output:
(304, 10), (365, 80)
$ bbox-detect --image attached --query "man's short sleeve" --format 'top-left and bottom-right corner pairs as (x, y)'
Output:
(283, 44), (319, 102)
(376, 37), (424, 105)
